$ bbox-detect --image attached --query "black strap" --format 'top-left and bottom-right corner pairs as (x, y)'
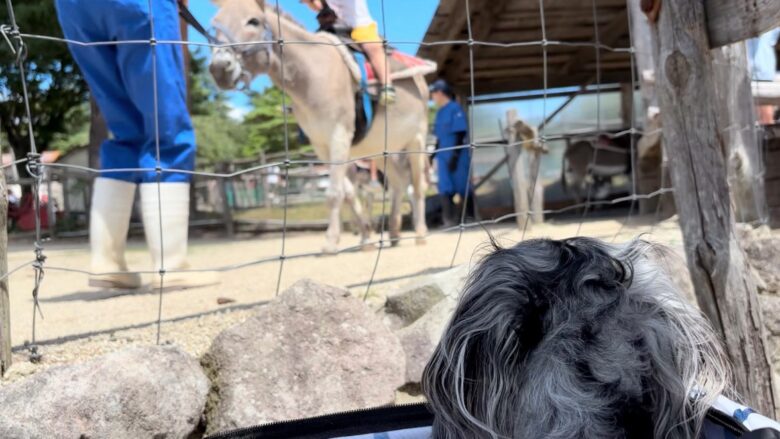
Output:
(177, 0), (219, 44)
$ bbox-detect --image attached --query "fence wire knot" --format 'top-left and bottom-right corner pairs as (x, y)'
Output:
(32, 242), (45, 319)
(24, 342), (42, 364)
(25, 152), (42, 179)
(0, 23), (26, 63)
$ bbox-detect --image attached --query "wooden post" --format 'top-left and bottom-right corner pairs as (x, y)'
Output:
(629, 0), (664, 215)
(528, 151), (544, 225)
(219, 163), (235, 238)
(45, 169), (56, 239)
(505, 109), (529, 229)
(0, 168), (10, 375)
(652, 0), (776, 414)
(619, 83), (634, 128)
(62, 167), (70, 221)
(260, 150), (271, 209)
(712, 44), (768, 224)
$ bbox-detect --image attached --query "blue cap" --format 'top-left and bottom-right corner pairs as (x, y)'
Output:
(429, 79), (452, 95)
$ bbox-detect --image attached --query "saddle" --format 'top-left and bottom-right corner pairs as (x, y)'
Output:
(316, 22), (436, 145)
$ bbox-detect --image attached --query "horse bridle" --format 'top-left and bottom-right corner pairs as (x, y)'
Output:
(177, 0), (274, 89)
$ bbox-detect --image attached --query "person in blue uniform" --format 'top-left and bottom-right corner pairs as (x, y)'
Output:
(430, 79), (472, 227)
(56, 0), (213, 289)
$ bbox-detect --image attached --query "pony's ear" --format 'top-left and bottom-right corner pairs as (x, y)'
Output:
(210, 0), (227, 6)
(255, 0), (265, 10)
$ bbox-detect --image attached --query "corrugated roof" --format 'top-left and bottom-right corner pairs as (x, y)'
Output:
(417, 0), (633, 96)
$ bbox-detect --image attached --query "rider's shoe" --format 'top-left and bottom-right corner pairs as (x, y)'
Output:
(379, 85), (396, 106)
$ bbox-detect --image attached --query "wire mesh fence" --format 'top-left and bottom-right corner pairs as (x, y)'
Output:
(0, 0), (769, 360)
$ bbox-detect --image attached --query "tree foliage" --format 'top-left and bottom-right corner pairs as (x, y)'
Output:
(0, 2), (304, 169)
(243, 86), (302, 155)
(0, 0), (88, 159)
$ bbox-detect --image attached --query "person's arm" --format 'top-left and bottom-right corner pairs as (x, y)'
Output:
(448, 106), (469, 171)
(300, 0), (323, 12)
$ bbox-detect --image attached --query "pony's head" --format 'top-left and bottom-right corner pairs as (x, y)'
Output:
(422, 237), (730, 439)
(209, 0), (273, 89)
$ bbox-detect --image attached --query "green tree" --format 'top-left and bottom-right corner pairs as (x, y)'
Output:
(243, 86), (302, 155)
(0, 0), (88, 160)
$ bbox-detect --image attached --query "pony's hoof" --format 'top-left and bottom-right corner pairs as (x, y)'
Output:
(361, 243), (376, 252)
(322, 244), (339, 255)
(390, 236), (401, 247)
(415, 237), (427, 246)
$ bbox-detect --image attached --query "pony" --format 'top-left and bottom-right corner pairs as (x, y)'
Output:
(208, 0), (431, 253)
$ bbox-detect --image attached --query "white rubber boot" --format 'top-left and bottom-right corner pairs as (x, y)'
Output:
(89, 177), (142, 289)
(140, 182), (218, 290)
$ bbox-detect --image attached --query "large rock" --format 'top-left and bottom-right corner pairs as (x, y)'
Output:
(204, 279), (405, 434)
(384, 284), (445, 329)
(397, 298), (457, 385)
(384, 264), (470, 329)
(738, 225), (780, 294)
(761, 295), (780, 336)
(383, 264), (470, 384)
(0, 346), (208, 439)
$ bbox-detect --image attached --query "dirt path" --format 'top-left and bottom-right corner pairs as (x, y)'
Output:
(4, 215), (682, 349)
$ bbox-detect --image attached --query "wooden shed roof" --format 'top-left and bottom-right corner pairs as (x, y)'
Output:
(417, 0), (634, 96)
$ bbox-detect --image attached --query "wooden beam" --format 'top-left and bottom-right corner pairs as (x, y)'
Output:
(443, 0), (499, 86)
(628, 0), (657, 115)
(505, 109), (529, 229)
(452, 70), (630, 96)
(628, 0), (664, 215)
(713, 43), (768, 223)
(706, 0), (780, 48)
(0, 168), (9, 375)
(424, 0), (469, 72)
(559, 9), (628, 76)
(653, 0), (776, 414)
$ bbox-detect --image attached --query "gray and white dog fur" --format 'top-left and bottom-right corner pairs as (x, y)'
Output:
(422, 237), (730, 439)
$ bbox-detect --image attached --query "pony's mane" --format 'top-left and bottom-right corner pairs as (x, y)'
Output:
(267, 3), (308, 33)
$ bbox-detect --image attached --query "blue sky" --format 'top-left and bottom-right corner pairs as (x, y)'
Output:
(187, 1), (439, 119)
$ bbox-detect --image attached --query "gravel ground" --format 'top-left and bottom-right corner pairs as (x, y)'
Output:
(1, 215), (683, 385)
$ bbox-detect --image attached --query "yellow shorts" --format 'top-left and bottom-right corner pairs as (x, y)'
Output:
(351, 22), (381, 43)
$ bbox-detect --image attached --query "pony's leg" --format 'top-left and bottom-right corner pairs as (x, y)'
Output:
(379, 157), (407, 246)
(408, 134), (429, 245)
(343, 175), (372, 248)
(323, 126), (354, 254)
(324, 162), (347, 254)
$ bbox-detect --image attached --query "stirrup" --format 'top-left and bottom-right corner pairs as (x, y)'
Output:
(379, 85), (396, 106)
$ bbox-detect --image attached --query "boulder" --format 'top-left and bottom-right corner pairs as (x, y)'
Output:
(738, 225), (780, 294)
(0, 346), (208, 439)
(397, 297), (457, 384)
(203, 279), (405, 434)
(761, 295), (780, 336)
(384, 283), (445, 329)
(384, 264), (470, 329)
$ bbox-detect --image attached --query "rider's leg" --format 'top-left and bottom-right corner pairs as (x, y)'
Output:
(362, 42), (388, 85)
(353, 23), (395, 105)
